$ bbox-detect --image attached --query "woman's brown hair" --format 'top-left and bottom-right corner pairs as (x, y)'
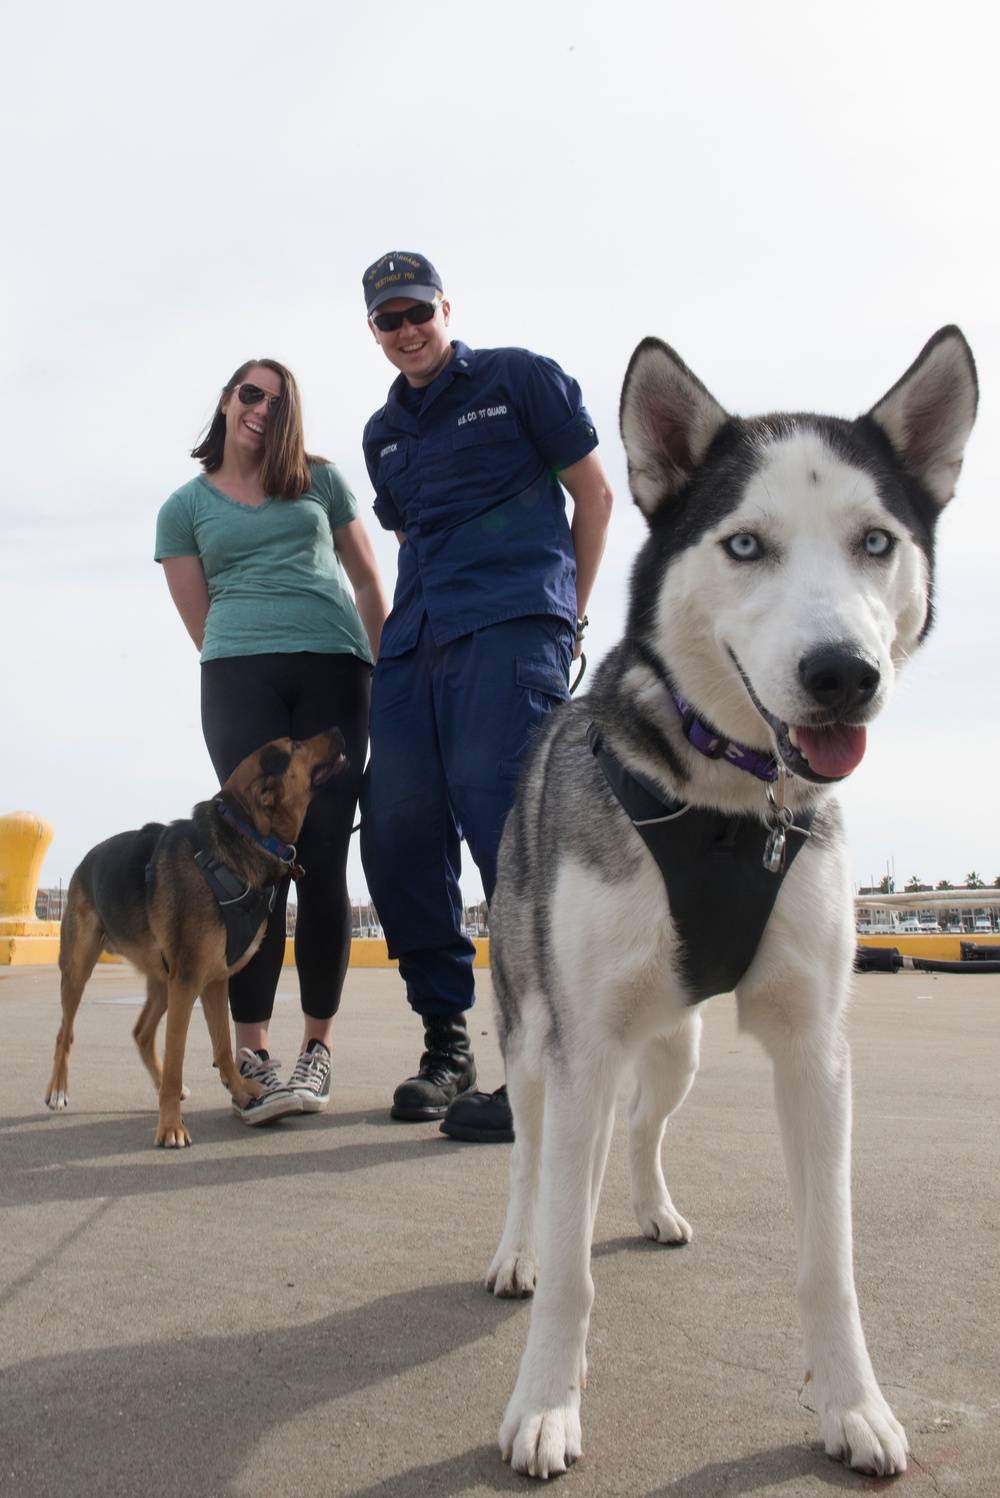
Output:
(191, 358), (326, 500)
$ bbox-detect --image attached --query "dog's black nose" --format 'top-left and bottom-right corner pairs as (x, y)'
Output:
(800, 645), (880, 715)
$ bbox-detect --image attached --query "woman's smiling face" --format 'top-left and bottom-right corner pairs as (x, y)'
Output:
(221, 364), (284, 459)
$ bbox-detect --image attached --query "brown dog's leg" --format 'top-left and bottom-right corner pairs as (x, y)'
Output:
(132, 970), (192, 1099)
(200, 978), (261, 1107)
(156, 979), (200, 1148)
(133, 973), (167, 1089)
(47, 893), (105, 1111)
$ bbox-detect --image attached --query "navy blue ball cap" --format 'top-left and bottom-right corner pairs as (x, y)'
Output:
(363, 251), (444, 314)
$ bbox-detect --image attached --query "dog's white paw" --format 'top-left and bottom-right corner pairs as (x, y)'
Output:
(487, 1251), (537, 1298)
(45, 1090), (69, 1112)
(501, 1394), (582, 1479)
(632, 1195), (692, 1245)
(813, 1385), (908, 1475)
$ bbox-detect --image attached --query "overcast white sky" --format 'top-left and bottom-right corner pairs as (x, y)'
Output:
(2, 0), (998, 905)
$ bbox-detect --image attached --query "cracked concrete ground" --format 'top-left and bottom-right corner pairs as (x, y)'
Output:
(1, 962), (997, 1498)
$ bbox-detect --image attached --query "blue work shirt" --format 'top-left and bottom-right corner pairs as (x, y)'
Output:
(363, 341), (599, 658)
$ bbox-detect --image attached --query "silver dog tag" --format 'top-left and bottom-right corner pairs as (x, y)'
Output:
(763, 777), (793, 874)
(763, 826), (787, 873)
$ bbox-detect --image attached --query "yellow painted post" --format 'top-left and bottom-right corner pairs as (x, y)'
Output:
(0, 812), (61, 964)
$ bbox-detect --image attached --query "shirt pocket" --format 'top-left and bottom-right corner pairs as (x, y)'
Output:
(451, 418), (519, 450)
(374, 442), (413, 522)
(436, 418), (523, 512)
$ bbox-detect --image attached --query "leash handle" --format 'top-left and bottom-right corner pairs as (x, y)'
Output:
(570, 652), (587, 695)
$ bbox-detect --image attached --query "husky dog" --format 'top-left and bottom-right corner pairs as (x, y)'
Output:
(487, 328), (978, 1478)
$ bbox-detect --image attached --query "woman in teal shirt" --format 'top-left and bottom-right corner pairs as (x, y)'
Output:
(156, 358), (387, 1124)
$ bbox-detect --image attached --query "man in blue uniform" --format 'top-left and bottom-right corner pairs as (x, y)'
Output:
(361, 250), (613, 1140)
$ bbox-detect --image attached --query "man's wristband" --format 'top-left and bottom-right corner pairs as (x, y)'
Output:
(576, 614), (589, 643)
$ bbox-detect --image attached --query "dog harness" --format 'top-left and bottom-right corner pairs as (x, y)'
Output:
(587, 724), (815, 1003)
(184, 800), (305, 968)
(192, 853), (280, 969)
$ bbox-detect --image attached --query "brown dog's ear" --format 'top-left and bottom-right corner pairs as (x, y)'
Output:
(246, 777), (280, 836)
(221, 743), (292, 837)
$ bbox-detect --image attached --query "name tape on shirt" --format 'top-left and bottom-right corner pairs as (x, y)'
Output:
(456, 405), (509, 427)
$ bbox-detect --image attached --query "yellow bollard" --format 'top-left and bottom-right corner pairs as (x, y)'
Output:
(0, 811), (61, 964)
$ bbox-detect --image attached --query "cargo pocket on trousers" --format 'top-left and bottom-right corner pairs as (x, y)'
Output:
(500, 657), (570, 781)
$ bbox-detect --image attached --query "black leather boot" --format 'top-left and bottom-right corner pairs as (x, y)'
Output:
(391, 1013), (477, 1121)
(440, 1084), (514, 1143)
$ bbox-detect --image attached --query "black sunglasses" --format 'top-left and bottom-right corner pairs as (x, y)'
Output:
(370, 302), (439, 333)
(235, 382), (282, 410)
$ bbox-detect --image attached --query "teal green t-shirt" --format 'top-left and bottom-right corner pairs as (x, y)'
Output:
(154, 462), (373, 665)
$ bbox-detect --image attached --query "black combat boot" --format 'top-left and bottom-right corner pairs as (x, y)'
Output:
(391, 1013), (477, 1121)
(440, 1084), (514, 1143)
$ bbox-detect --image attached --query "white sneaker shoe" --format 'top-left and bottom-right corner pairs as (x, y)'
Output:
(232, 1048), (303, 1125)
(287, 1041), (332, 1113)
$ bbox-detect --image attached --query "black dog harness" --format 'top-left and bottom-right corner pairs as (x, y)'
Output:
(587, 724), (815, 1003)
(192, 852), (279, 968)
(190, 800), (304, 968)
(144, 801), (300, 971)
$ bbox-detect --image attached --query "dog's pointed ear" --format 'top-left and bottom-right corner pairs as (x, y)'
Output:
(619, 338), (730, 519)
(867, 326), (978, 509)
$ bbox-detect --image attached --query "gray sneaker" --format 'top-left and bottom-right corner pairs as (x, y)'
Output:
(287, 1041), (332, 1113)
(232, 1047), (303, 1125)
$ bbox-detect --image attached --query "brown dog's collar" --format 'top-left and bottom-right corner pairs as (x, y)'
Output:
(214, 798), (304, 878)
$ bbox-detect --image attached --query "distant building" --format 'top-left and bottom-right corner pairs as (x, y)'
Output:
(35, 887), (68, 920)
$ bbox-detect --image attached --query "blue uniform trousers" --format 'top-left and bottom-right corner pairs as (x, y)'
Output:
(360, 613), (572, 1017)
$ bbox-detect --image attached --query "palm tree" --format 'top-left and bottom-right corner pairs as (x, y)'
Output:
(965, 871), (985, 889)
(936, 879), (954, 890)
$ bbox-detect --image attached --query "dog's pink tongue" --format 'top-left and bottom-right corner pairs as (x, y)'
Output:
(794, 723), (867, 779)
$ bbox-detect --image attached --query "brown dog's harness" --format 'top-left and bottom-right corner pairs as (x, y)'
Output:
(191, 853), (280, 968)
(191, 799), (305, 968)
(586, 724), (815, 1003)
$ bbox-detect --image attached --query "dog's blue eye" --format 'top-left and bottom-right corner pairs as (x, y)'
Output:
(864, 529), (893, 557)
(725, 533), (760, 561)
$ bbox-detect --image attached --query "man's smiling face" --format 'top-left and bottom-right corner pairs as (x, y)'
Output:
(370, 297), (454, 388)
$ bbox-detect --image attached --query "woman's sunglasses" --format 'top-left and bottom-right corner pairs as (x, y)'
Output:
(235, 383), (282, 410)
(370, 302), (439, 333)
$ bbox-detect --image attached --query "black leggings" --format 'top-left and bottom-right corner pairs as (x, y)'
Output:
(200, 652), (370, 1026)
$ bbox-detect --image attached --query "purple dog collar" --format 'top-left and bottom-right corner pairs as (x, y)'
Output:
(672, 693), (781, 783)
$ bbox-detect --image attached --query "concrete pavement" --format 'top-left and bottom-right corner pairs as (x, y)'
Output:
(1, 962), (997, 1497)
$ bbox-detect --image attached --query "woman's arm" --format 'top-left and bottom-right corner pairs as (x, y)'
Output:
(161, 555), (211, 652)
(334, 517), (390, 661)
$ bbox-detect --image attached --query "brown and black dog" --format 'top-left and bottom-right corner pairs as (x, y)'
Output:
(45, 728), (346, 1147)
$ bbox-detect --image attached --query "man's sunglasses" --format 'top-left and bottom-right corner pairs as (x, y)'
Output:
(370, 302), (439, 333)
(235, 383), (282, 410)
